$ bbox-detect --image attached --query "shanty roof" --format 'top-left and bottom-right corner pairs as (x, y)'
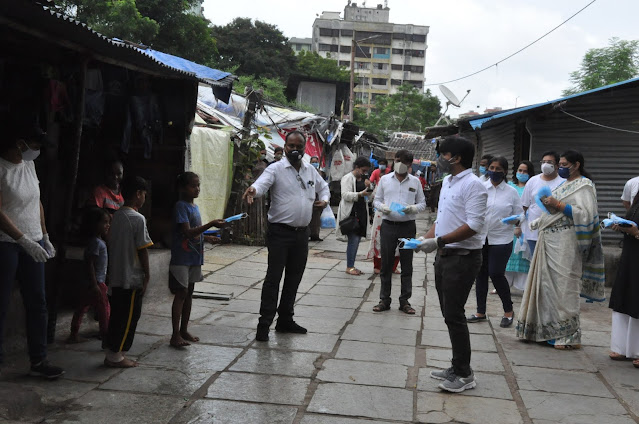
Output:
(383, 132), (437, 160)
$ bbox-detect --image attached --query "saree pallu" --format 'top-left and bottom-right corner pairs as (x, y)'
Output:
(516, 177), (605, 344)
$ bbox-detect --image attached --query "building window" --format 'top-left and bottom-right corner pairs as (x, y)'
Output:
(358, 77), (368, 85)
(409, 81), (423, 89)
(391, 79), (402, 85)
(339, 60), (350, 68)
(372, 78), (387, 86)
(341, 29), (353, 36)
(391, 64), (403, 71)
(374, 47), (389, 55)
(411, 34), (426, 42)
(405, 49), (425, 58)
(320, 28), (339, 37)
(340, 45), (352, 53)
(355, 46), (370, 58)
(404, 65), (424, 73)
(356, 62), (370, 70)
(392, 33), (406, 40)
(392, 48), (403, 55)
(319, 43), (331, 51)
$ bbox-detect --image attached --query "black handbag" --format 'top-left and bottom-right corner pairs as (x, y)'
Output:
(339, 216), (359, 234)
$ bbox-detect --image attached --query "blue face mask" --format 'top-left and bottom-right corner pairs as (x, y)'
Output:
(311, 162), (319, 169)
(516, 172), (529, 183)
(558, 166), (572, 179)
(486, 170), (504, 183)
(479, 166), (487, 175)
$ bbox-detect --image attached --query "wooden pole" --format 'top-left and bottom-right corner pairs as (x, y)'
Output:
(349, 38), (355, 121)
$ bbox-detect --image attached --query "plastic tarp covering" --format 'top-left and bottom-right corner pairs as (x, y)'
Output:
(188, 126), (233, 224)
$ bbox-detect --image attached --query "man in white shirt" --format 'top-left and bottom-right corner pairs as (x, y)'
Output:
(243, 131), (330, 342)
(621, 176), (639, 211)
(372, 149), (427, 315)
(417, 135), (488, 393)
(520, 151), (565, 253)
(478, 154), (493, 183)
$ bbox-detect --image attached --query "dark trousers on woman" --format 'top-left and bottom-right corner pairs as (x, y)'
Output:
(379, 220), (416, 306)
(106, 287), (143, 353)
(0, 241), (47, 365)
(258, 223), (309, 328)
(475, 242), (513, 315)
(434, 249), (482, 378)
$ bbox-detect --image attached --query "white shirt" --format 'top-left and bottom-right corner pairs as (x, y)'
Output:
(435, 169), (488, 249)
(621, 176), (639, 203)
(0, 158), (43, 243)
(252, 157), (330, 227)
(373, 172), (427, 222)
(520, 174), (565, 241)
(482, 180), (523, 245)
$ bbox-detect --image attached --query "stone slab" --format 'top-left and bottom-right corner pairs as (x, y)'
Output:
(316, 276), (373, 288)
(293, 305), (356, 320)
(420, 330), (497, 352)
(301, 416), (396, 424)
(253, 332), (339, 353)
(335, 340), (415, 366)
(174, 399), (297, 424)
(416, 392), (523, 424)
(206, 372), (309, 405)
(222, 299), (262, 314)
(200, 311), (260, 329)
(230, 349), (320, 377)
(341, 324), (417, 346)
(45, 350), (122, 383)
(520, 390), (632, 423)
(317, 359), (408, 388)
(426, 348), (505, 373)
(501, 341), (597, 372)
(99, 366), (207, 396)
(417, 368), (513, 400)
(202, 274), (259, 287)
(297, 294), (363, 309)
(514, 366), (614, 398)
(185, 324), (254, 347)
(308, 382), (413, 421)
(308, 285), (368, 298)
(351, 312), (422, 331)
(142, 344), (242, 375)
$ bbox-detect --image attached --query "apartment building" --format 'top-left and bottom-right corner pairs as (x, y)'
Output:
(289, 37), (313, 55)
(311, 2), (428, 111)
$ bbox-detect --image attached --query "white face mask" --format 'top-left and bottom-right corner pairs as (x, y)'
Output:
(540, 163), (555, 176)
(394, 162), (408, 175)
(20, 141), (41, 161)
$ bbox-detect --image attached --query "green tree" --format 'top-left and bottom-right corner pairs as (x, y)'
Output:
(212, 18), (296, 80)
(233, 75), (288, 105)
(294, 50), (350, 82)
(563, 37), (639, 96)
(354, 84), (441, 138)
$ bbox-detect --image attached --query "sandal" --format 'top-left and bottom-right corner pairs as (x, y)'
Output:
(393, 269), (401, 274)
(609, 351), (629, 361)
(373, 302), (390, 312)
(554, 344), (581, 350)
(399, 304), (416, 315)
(346, 267), (363, 275)
(633, 359), (639, 368)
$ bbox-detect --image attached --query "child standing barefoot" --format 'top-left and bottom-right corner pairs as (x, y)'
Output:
(67, 207), (111, 344)
(169, 172), (226, 348)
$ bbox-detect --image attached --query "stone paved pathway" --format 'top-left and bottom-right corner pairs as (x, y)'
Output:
(2, 214), (638, 423)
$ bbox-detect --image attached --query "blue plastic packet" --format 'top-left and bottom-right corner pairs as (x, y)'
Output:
(203, 230), (220, 236)
(398, 238), (422, 249)
(600, 212), (637, 229)
(534, 185), (552, 214)
(225, 212), (248, 222)
(501, 214), (524, 225)
(389, 202), (406, 215)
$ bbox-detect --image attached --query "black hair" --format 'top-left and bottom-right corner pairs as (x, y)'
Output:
(378, 159), (388, 165)
(394, 149), (414, 163)
(480, 154), (494, 163)
(285, 130), (306, 144)
(353, 156), (371, 169)
(274, 146), (284, 153)
(561, 150), (592, 180)
(513, 160), (535, 183)
(488, 156), (509, 174)
(82, 206), (110, 239)
(437, 135), (475, 169)
(541, 150), (560, 164)
(121, 176), (148, 200)
(177, 171), (198, 189)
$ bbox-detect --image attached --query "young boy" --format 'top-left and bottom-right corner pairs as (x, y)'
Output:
(103, 176), (153, 368)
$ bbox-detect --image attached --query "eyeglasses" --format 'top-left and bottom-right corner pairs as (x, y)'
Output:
(296, 174), (306, 190)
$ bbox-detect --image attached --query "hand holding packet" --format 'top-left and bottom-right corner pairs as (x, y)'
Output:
(398, 238), (422, 249)
(534, 186), (552, 214)
(225, 213), (248, 222)
(600, 212), (637, 229)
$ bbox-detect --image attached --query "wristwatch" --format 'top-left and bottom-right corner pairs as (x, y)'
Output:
(436, 237), (446, 249)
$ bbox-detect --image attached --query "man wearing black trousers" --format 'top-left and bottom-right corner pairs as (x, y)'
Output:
(243, 131), (330, 341)
(372, 149), (427, 315)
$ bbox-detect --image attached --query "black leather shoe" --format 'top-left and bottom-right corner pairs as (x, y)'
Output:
(309, 236), (323, 241)
(275, 321), (307, 334)
(467, 314), (487, 323)
(500, 316), (514, 328)
(256, 325), (269, 341)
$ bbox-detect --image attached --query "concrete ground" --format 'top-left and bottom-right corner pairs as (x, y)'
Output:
(1, 212), (638, 423)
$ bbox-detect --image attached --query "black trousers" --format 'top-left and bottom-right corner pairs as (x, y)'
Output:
(106, 287), (143, 353)
(475, 242), (514, 315)
(309, 206), (321, 239)
(434, 249), (482, 377)
(258, 223), (309, 327)
(379, 220), (416, 306)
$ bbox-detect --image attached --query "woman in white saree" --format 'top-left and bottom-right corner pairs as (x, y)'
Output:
(516, 150), (605, 349)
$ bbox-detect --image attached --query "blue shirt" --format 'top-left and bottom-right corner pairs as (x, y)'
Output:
(171, 201), (203, 266)
(85, 236), (108, 284)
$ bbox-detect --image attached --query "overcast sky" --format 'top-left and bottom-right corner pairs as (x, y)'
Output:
(203, 0), (639, 117)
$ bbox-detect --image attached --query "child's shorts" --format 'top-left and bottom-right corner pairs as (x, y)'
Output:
(168, 265), (203, 294)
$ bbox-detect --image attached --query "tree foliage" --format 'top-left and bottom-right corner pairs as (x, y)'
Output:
(563, 38), (639, 96)
(211, 18), (296, 80)
(295, 50), (350, 82)
(354, 84), (441, 138)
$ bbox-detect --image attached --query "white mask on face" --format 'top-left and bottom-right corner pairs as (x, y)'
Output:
(393, 162), (408, 175)
(20, 141), (41, 161)
(540, 163), (555, 176)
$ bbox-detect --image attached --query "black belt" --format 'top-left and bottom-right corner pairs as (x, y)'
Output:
(382, 220), (415, 226)
(438, 248), (481, 257)
(270, 223), (308, 232)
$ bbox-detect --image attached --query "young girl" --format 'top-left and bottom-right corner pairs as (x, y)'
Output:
(67, 207), (111, 343)
(170, 172), (226, 348)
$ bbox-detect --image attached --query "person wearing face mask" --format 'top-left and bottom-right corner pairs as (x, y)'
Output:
(336, 157), (372, 275)
(309, 156), (323, 242)
(520, 151), (565, 254)
(503, 160), (536, 292)
(0, 122), (64, 379)
(372, 149), (426, 315)
(369, 159), (390, 186)
(268, 146), (284, 166)
(416, 135), (487, 393)
(478, 154), (493, 183)
(251, 146), (269, 179)
(467, 157), (522, 328)
(243, 131), (330, 342)
(517, 150), (605, 350)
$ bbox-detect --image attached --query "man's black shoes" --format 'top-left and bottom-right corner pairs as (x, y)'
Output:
(256, 325), (270, 342)
(310, 236), (323, 241)
(275, 321), (307, 334)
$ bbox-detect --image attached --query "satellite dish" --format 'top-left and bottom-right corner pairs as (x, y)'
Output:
(439, 85), (461, 107)
(434, 85), (471, 126)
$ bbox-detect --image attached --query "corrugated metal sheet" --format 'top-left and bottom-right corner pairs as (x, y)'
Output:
(527, 85), (639, 244)
(385, 132), (437, 160)
(478, 122), (516, 169)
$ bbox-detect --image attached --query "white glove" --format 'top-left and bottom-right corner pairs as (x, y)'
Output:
(43, 233), (56, 259)
(402, 205), (418, 214)
(378, 204), (391, 215)
(16, 235), (49, 263)
(416, 237), (439, 254)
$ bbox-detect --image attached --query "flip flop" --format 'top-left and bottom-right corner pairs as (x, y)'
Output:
(554, 344), (581, 350)
(633, 359), (639, 368)
(609, 352), (629, 361)
(104, 357), (138, 368)
(346, 267), (363, 275)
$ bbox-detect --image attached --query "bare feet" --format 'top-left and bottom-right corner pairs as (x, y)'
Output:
(104, 357), (138, 368)
(66, 334), (89, 344)
(170, 334), (190, 348)
(180, 331), (200, 343)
